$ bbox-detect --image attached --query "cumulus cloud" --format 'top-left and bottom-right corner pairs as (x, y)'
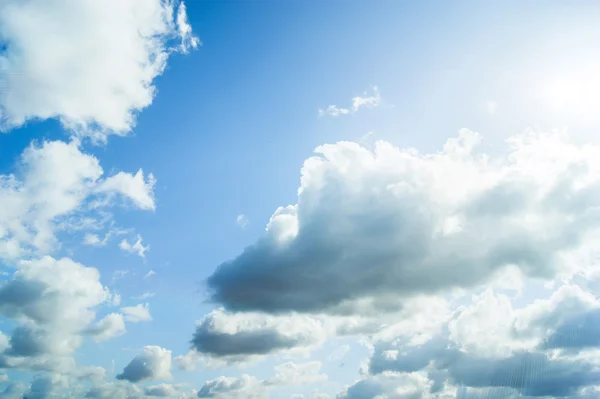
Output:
(86, 313), (126, 342)
(338, 372), (435, 399)
(0, 256), (112, 371)
(0, 0), (199, 140)
(207, 130), (600, 314)
(0, 140), (155, 260)
(366, 284), (600, 397)
(98, 171), (156, 211)
(117, 345), (172, 383)
(121, 303), (152, 323)
(198, 374), (266, 399)
(318, 86), (381, 117)
(187, 309), (326, 360)
(119, 235), (150, 258)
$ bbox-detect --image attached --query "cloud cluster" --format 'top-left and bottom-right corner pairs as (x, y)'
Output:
(198, 361), (326, 399)
(0, 140), (155, 260)
(0, 0), (199, 140)
(363, 284), (600, 398)
(207, 130), (600, 315)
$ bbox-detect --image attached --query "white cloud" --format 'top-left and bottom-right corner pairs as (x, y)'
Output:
(0, 140), (156, 260)
(144, 270), (156, 279)
(0, 0), (199, 141)
(86, 313), (126, 342)
(117, 345), (172, 383)
(337, 372), (434, 399)
(134, 291), (156, 300)
(121, 303), (152, 323)
(0, 256), (112, 371)
(119, 235), (150, 258)
(207, 130), (600, 314)
(318, 86), (381, 117)
(98, 170), (156, 211)
(198, 374), (266, 399)
(236, 214), (249, 229)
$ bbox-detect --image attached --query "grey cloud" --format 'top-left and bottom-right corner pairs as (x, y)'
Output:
(541, 308), (600, 351)
(207, 132), (600, 314)
(116, 346), (172, 383)
(189, 309), (325, 359)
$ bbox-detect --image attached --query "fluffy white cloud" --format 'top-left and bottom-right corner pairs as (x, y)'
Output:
(0, 0), (199, 140)
(0, 256), (113, 371)
(99, 171), (156, 211)
(0, 140), (155, 260)
(207, 130), (600, 314)
(318, 86), (381, 117)
(117, 345), (172, 382)
(186, 309), (326, 361)
(86, 313), (126, 342)
(121, 303), (152, 323)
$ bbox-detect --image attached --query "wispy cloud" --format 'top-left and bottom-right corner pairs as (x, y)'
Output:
(318, 86), (381, 117)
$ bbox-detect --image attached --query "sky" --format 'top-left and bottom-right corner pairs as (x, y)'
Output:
(3, 0), (600, 398)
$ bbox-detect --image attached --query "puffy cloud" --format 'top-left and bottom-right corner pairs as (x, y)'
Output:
(144, 383), (181, 397)
(117, 345), (172, 383)
(0, 256), (113, 371)
(207, 131), (600, 314)
(0, 0), (199, 140)
(337, 372), (434, 399)
(0, 140), (155, 260)
(318, 86), (381, 117)
(86, 313), (126, 342)
(367, 285), (600, 397)
(197, 375), (266, 399)
(98, 171), (156, 211)
(85, 381), (143, 399)
(121, 303), (152, 323)
(23, 373), (69, 399)
(187, 309), (326, 360)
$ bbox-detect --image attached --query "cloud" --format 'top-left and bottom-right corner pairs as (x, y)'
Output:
(0, 256), (113, 371)
(187, 309), (326, 360)
(337, 372), (434, 399)
(144, 383), (182, 397)
(366, 284), (600, 397)
(0, 0), (199, 141)
(264, 361), (327, 386)
(197, 362), (325, 399)
(119, 235), (150, 258)
(0, 140), (155, 260)
(318, 86), (380, 117)
(85, 381), (143, 399)
(236, 214), (249, 229)
(198, 374), (266, 399)
(98, 170), (156, 211)
(116, 345), (172, 383)
(121, 303), (152, 323)
(144, 270), (156, 279)
(207, 130), (600, 315)
(86, 313), (126, 342)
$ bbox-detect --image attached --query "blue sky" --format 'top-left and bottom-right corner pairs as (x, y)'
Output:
(3, 1), (600, 398)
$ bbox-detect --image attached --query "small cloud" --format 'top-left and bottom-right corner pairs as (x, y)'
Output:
(134, 291), (156, 300)
(110, 292), (122, 306)
(119, 235), (149, 258)
(121, 303), (152, 323)
(83, 233), (103, 246)
(112, 270), (129, 284)
(144, 270), (156, 279)
(319, 86), (381, 117)
(236, 214), (249, 229)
